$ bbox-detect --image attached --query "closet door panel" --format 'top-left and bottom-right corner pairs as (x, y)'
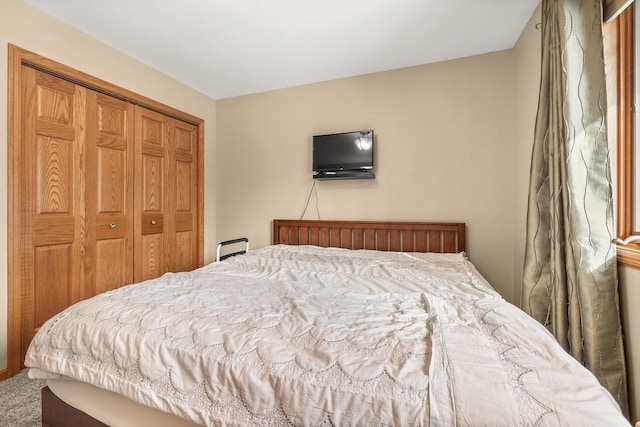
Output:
(35, 73), (74, 124)
(20, 68), (86, 362)
(86, 92), (134, 297)
(173, 121), (194, 154)
(97, 148), (125, 212)
(97, 98), (129, 148)
(95, 239), (128, 294)
(174, 157), (194, 235)
(175, 231), (193, 272)
(34, 244), (72, 327)
(142, 155), (164, 210)
(135, 107), (169, 281)
(141, 234), (164, 280)
(171, 120), (198, 271)
(36, 136), (73, 214)
(33, 216), (74, 245)
(175, 160), (192, 212)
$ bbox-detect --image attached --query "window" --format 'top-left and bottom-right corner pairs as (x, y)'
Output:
(608, 4), (640, 266)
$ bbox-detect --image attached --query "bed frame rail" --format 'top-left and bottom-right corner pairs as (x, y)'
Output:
(42, 386), (108, 427)
(272, 219), (465, 253)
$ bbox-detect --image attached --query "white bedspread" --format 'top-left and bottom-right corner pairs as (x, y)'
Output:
(26, 245), (629, 426)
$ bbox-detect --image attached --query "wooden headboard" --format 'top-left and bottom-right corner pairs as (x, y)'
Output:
(272, 219), (465, 253)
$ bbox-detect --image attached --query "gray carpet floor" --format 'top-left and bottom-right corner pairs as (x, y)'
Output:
(0, 369), (44, 427)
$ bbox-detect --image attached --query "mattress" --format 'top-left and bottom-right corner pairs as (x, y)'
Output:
(26, 245), (630, 426)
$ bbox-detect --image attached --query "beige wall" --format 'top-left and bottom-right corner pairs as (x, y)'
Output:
(513, 6), (542, 307)
(217, 50), (517, 302)
(0, 0), (218, 371)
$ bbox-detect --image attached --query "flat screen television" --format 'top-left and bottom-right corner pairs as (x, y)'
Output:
(312, 130), (374, 179)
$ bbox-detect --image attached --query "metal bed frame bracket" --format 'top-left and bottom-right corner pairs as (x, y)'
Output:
(216, 237), (249, 261)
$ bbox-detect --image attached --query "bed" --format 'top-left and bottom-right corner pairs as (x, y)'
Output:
(25, 219), (629, 426)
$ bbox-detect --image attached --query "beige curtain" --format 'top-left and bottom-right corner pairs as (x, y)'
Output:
(522, 0), (628, 416)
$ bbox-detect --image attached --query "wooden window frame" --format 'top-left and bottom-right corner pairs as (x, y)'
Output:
(611, 8), (640, 267)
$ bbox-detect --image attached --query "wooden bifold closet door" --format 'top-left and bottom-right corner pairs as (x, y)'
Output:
(18, 69), (135, 363)
(88, 92), (135, 296)
(135, 107), (199, 281)
(9, 46), (203, 375)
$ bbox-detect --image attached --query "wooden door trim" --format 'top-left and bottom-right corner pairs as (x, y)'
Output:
(197, 121), (204, 266)
(7, 43), (24, 377)
(7, 44), (205, 377)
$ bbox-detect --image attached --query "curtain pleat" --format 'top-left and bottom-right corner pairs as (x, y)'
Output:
(523, 0), (628, 416)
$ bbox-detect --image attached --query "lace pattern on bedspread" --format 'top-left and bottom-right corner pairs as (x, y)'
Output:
(468, 299), (556, 426)
(27, 245), (625, 426)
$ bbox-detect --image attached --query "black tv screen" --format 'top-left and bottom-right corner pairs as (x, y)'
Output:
(313, 130), (374, 173)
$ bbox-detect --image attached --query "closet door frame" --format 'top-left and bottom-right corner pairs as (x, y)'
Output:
(7, 44), (205, 378)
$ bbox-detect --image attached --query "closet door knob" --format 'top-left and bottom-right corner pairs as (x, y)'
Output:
(109, 223), (116, 229)
(151, 220), (157, 225)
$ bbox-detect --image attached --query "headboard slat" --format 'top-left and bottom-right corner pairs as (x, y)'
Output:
(389, 229), (402, 252)
(377, 229), (389, 251)
(402, 230), (413, 252)
(364, 229), (376, 250)
(443, 231), (457, 253)
(415, 230), (427, 252)
(289, 226), (299, 245)
(342, 228), (352, 249)
(329, 228), (340, 248)
(353, 230), (364, 250)
(299, 226), (309, 245)
(429, 231), (441, 253)
(320, 227), (330, 247)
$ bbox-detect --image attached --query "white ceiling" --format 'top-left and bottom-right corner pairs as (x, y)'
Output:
(24, 0), (540, 100)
